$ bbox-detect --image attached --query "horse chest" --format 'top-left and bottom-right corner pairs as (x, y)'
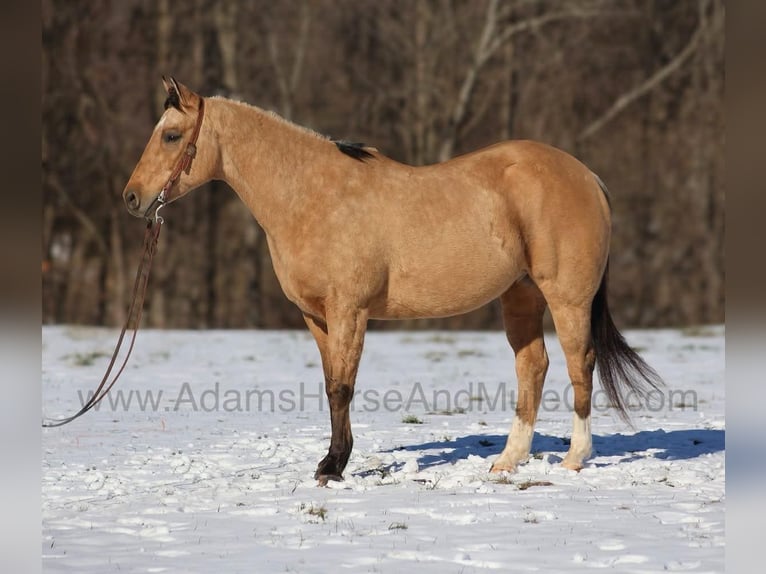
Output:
(264, 238), (335, 317)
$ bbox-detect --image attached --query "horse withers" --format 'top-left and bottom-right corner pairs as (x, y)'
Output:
(124, 78), (661, 484)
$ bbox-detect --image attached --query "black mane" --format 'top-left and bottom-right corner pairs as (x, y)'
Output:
(332, 140), (375, 162)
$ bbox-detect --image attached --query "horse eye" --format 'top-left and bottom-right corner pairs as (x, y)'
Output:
(163, 132), (182, 144)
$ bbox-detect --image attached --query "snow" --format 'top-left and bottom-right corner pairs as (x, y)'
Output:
(42, 325), (724, 573)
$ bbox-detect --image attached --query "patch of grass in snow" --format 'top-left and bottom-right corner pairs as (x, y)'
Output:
(516, 480), (554, 491)
(399, 333), (458, 345)
(424, 350), (447, 362)
(388, 522), (408, 531)
(490, 475), (554, 490)
(680, 343), (720, 353)
(457, 348), (485, 358)
(673, 400), (696, 409)
(66, 350), (109, 366)
(491, 473), (515, 485)
(682, 325), (718, 337)
(402, 414), (424, 424)
(425, 334), (457, 344)
(431, 407), (466, 415)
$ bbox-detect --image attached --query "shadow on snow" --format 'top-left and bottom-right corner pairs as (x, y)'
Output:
(378, 428), (724, 471)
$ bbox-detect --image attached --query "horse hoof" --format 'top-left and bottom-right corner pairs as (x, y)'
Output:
(316, 474), (344, 487)
(561, 459), (584, 472)
(489, 463), (516, 474)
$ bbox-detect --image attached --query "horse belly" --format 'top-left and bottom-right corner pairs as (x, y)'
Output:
(374, 243), (525, 320)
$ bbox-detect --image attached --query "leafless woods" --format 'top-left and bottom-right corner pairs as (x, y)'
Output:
(42, 0), (723, 330)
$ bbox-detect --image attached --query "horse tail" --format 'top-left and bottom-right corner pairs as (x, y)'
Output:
(591, 175), (663, 423)
(591, 265), (663, 423)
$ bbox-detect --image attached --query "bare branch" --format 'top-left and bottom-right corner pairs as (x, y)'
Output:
(267, 36), (291, 114)
(48, 173), (108, 256)
(459, 77), (499, 139)
(437, 0), (499, 160)
(289, 1), (312, 94)
(214, 0), (239, 91)
(578, 19), (704, 142)
(483, 8), (603, 65)
(267, 1), (312, 120)
(439, 1), (610, 160)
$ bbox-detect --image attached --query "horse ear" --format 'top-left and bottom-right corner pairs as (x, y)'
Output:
(162, 75), (181, 111)
(161, 75), (175, 95)
(161, 76), (195, 111)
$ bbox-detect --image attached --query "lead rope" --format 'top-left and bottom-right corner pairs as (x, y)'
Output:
(42, 216), (163, 427)
(44, 96), (203, 427)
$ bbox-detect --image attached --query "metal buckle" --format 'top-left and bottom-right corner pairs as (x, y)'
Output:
(154, 189), (167, 224)
(153, 202), (165, 224)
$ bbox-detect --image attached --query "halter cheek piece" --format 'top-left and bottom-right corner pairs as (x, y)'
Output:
(147, 97), (206, 222)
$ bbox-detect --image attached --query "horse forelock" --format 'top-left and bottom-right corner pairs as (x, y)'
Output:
(164, 90), (181, 112)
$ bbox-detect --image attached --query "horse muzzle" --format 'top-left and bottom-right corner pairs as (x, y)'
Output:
(123, 188), (144, 217)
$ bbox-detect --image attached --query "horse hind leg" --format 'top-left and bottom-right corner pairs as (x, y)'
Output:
(490, 278), (549, 473)
(546, 299), (596, 471)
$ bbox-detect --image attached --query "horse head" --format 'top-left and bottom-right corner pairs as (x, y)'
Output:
(123, 77), (213, 219)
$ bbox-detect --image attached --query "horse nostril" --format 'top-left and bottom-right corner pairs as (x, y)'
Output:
(125, 191), (140, 210)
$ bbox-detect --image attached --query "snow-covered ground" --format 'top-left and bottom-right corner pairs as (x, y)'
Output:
(42, 325), (724, 573)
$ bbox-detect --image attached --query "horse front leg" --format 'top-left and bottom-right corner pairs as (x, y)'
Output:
(304, 307), (368, 485)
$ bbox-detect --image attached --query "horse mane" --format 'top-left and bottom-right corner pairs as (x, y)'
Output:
(209, 96), (376, 163)
(332, 140), (375, 162)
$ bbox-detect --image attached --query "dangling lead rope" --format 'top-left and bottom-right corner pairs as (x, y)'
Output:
(42, 218), (163, 427)
(44, 95), (202, 427)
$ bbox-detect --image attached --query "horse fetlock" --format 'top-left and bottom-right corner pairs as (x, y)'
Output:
(562, 413), (592, 471)
(314, 449), (350, 481)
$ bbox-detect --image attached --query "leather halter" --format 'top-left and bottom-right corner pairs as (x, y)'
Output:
(151, 97), (206, 216)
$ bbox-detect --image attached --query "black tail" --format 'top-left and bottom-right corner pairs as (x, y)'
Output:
(591, 263), (664, 423)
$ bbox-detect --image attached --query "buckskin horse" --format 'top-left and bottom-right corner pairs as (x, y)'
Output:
(123, 78), (661, 484)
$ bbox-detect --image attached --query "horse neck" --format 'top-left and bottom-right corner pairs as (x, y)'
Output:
(208, 97), (330, 236)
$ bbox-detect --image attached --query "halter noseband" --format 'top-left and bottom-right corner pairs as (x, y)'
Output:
(148, 97), (206, 221)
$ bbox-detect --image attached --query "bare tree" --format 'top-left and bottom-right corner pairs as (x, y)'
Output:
(578, 0), (713, 142)
(265, 0), (312, 120)
(42, 0), (724, 330)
